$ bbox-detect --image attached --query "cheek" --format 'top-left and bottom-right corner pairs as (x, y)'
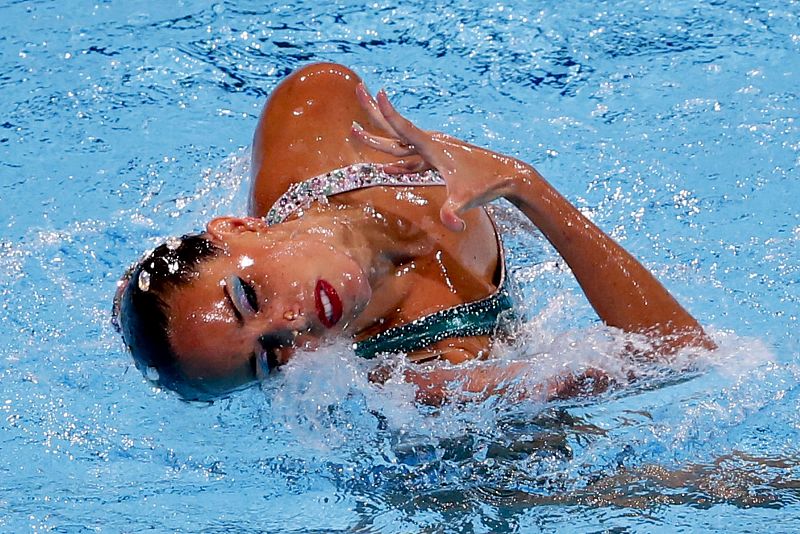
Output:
(199, 299), (235, 324)
(339, 257), (372, 311)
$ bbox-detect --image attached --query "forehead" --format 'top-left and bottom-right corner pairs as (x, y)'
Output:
(170, 252), (236, 321)
(166, 254), (246, 377)
(162, 232), (306, 380)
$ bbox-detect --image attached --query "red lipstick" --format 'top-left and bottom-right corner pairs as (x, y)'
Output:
(315, 279), (343, 328)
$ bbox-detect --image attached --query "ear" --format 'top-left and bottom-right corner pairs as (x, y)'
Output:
(206, 216), (267, 239)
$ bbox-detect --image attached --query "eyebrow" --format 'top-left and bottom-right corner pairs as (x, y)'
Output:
(222, 284), (245, 326)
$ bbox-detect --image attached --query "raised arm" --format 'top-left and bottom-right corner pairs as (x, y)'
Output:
(504, 166), (714, 352)
(352, 85), (714, 355)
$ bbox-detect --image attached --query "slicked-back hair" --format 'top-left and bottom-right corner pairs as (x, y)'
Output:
(114, 233), (221, 396)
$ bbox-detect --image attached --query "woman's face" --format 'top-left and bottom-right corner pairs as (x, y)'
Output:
(166, 216), (373, 396)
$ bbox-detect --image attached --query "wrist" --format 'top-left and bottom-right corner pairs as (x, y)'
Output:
(502, 164), (542, 205)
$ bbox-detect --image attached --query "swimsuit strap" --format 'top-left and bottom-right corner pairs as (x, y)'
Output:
(265, 162), (518, 358)
(352, 239), (517, 359)
(265, 163), (445, 225)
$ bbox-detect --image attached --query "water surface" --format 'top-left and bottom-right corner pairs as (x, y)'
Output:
(1, 1), (799, 532)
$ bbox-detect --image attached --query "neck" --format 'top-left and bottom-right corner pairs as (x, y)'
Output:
(281, 204), (428, 283)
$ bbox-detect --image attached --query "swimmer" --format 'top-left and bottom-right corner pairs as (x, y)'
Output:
(113, 62), (714, 403)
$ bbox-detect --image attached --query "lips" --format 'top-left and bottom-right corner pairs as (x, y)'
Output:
(315, 279), (343, 328)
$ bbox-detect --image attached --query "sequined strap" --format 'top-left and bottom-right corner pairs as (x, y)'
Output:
(265, 163), (445, 225)
(352, 283), (516, 359)
(352, 236), (518, 359)
(265, 162), (518, 359)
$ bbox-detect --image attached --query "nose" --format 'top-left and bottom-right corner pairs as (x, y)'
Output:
(254, 304), (319, 375)
(254, 302), (307, 337)
(274, 302), (310, 328)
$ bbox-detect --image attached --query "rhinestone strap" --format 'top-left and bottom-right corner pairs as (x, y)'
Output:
(265, 163), (445, 225)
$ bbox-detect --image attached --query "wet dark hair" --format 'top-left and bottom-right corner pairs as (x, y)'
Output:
(113, 233), (221, 397)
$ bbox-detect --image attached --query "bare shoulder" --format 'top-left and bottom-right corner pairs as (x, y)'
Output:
(249, 63), (395, 215)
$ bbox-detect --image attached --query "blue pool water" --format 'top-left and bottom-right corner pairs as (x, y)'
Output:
(1, 0), (799, 531)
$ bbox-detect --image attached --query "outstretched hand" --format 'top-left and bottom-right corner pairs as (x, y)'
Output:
(352, 84), (534, 232)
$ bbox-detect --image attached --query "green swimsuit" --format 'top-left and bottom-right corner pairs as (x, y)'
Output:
(265, 163), (517, 358)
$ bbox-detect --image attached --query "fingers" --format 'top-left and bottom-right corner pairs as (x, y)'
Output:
(439, 199), (466, 233)
(355, 83), (395, 135)
(354, 84), (472, 236)
(356, 83), (430, 147)
(375, 90), (434, 150)
(368, 362), (397, 384)
(383, 157), (430, 174)
(351, 121), (417, 157)
(355, 84), (444, 168)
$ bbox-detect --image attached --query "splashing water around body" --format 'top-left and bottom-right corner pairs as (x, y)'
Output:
(2, 2), (799, 532)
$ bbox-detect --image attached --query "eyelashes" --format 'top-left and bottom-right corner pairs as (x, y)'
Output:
(225, 275), (260, 318)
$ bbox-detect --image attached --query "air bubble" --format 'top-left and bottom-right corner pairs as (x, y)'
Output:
(145, 366), (159, 381)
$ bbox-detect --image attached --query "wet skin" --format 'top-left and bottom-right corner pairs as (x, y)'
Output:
(161, 62), (712, 401)
(168, 217), (372, 394)
(166, 63), (502, 394)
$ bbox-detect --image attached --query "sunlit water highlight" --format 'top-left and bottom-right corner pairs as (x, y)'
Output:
(1, 0), (799, 532)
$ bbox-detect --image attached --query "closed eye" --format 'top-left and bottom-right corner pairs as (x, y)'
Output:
(225, 275), (260, 318)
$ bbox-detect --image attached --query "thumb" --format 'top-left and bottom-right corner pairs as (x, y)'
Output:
(440, 199), (466, 233)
